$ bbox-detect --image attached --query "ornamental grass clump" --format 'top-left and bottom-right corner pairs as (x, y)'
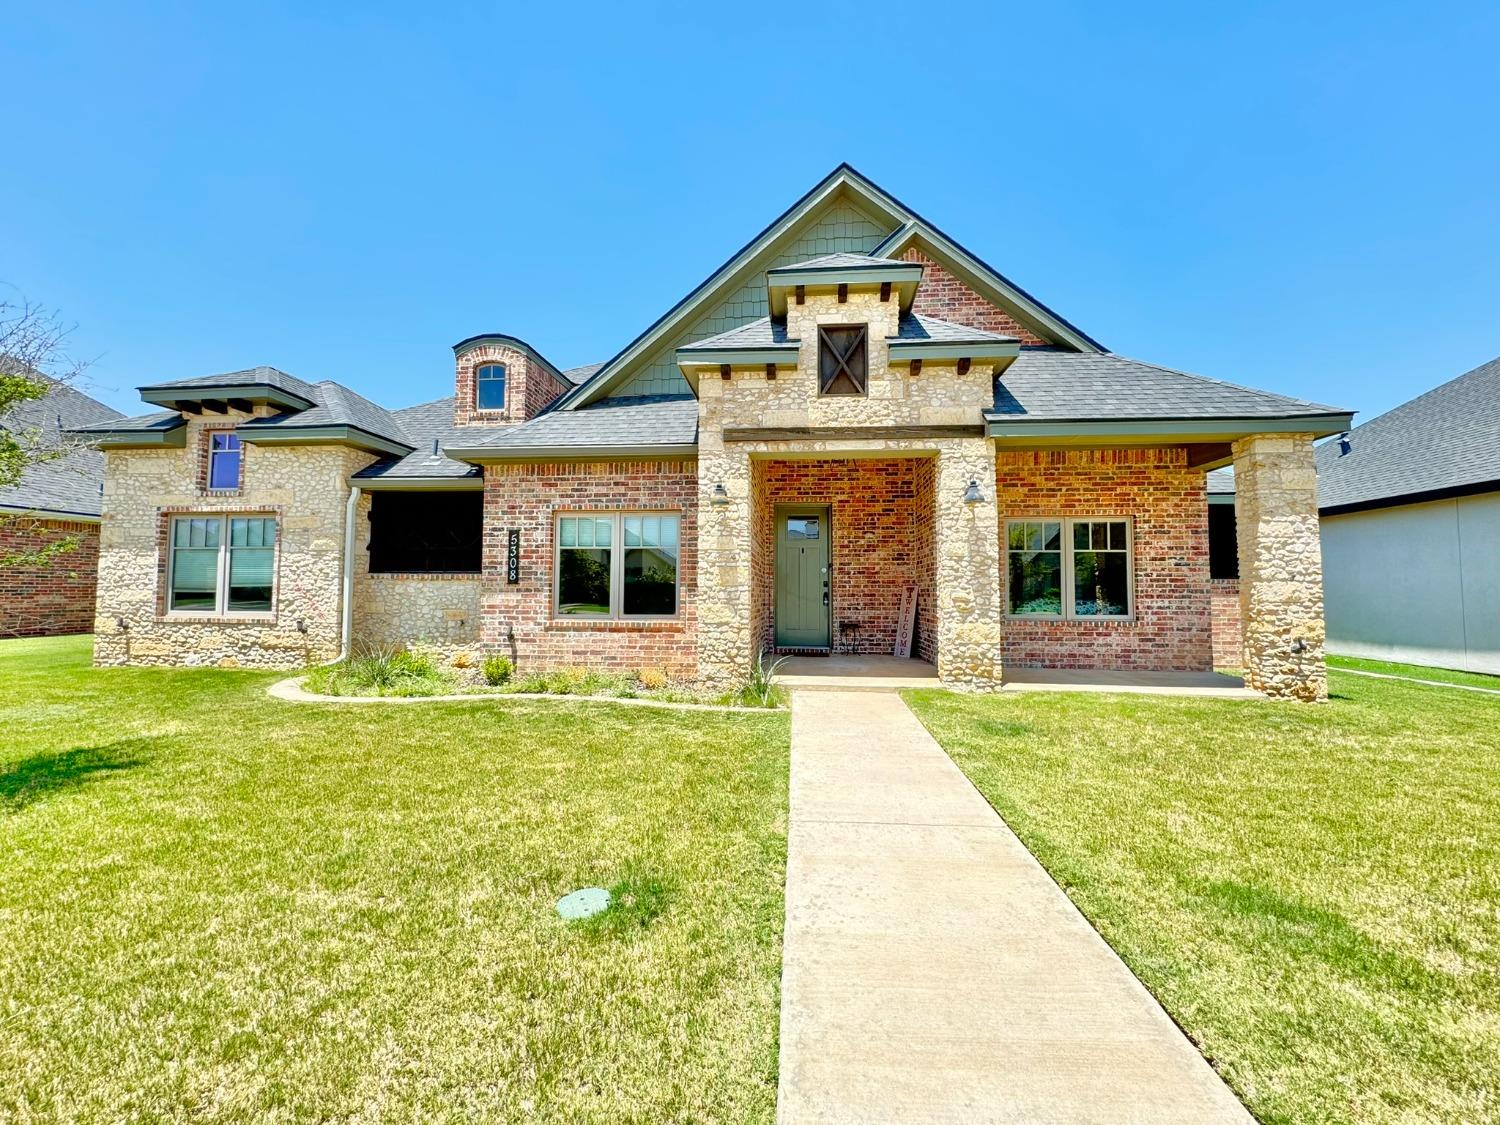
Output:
(305, 645), (453, 697)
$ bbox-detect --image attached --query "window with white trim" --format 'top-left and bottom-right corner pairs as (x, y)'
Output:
(169, 515), (278, 614)
(555, 512), (680, 619)
(1006, 518), (1132, 619)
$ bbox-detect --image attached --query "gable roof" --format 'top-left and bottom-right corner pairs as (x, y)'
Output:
(0, 374), (123, 519)
(1316, 354), (1500, 514)
(560, 163), (1101, 410)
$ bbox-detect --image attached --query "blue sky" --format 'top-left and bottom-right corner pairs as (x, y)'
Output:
(4, 1), (1497, 425)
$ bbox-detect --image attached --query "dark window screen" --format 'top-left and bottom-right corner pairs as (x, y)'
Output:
(1208, 503), (1239, 579)
(368, 491), (483, 573)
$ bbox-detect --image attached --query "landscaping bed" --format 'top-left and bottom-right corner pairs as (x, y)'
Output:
(0, 636), (790, 1123)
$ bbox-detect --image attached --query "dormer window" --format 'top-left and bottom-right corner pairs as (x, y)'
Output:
(818, 326), (867, 396)
(476, 364), (507, 411)
(207, 432), (242, 490)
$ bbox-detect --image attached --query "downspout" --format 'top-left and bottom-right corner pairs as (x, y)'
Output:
(340, 484), (362, 661)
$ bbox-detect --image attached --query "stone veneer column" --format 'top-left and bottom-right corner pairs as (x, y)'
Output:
(695, 412), (754, 690)
(934, 439), (1003, 690)
(1232, 434), (1328, 701)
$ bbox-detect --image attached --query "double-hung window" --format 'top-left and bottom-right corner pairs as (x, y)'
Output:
(555, 512), (680, 619)
(169, 515), (278, 614)
(1006, 517), (1132, 619)
(207, 432), (242, 490)
(476, 364), (507, 411)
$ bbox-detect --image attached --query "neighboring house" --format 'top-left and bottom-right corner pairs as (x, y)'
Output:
(1316, 356), (1500, 674)
(0, 375), (124, 637)
(71, 165), (1352, 700)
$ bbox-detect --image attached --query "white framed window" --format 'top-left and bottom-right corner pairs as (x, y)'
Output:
(1006, 517), (1132, 620)
(168, 514), (278, 614)
(476, 364), (507, 411)
(554, 512), (680, 620)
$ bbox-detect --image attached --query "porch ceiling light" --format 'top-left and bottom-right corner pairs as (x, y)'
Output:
(963, 479), (985, 505)
(710, 483), (730, 505)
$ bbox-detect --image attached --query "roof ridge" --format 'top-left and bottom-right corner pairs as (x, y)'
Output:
(1342, 354), (1500, 437)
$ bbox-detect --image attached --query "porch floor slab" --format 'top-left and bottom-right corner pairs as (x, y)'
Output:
(1001, 667), (1262, 699)
(777, 654), (940, 692)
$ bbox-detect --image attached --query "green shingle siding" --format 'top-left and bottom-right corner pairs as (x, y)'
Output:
(613, 200), (897, 398)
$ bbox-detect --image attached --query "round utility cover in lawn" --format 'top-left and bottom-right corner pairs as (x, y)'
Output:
(556, 887), (610, 920)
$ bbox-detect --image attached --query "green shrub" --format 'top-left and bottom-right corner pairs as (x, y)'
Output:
(304, 645), (451, 698)
(482, 655), (513, 686)
(726, 650), (787, 709)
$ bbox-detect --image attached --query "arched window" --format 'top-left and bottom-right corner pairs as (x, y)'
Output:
(476, 364), (507, 410)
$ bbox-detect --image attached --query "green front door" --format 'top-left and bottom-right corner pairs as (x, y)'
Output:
(776, 505), (830, 649)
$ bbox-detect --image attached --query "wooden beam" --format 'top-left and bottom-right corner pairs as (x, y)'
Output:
(836, 283), (848, 303)
(723, 424), (985, 442)
(719, 364), (731, 381)
(909, 359), (922, 377)
(227, 398), (253, 414)
(957, 358), (972, 377)
(175, 400), (202, 415)
(201, 399), (228, 414)
(879, 280), (892, 302)
(765, 363), (777, 381)
(1185, 442), (1234, 469)
(794, 284), (804, 305)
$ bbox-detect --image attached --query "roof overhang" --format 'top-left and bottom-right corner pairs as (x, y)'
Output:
(351, 474), (484, 491)
(444, 442), (698, 464)
(70, 421), (188, 449)
(674, 344), (801, 388)
(985, 412), (1355, 468)
(766, 264), (922, 316)
(0, 502), (102, 523)
(1320, 478), (1500, 518)
(238, 425), (413, 457)
(888, 341), (1022, 365)
(139, 384), (316, 413)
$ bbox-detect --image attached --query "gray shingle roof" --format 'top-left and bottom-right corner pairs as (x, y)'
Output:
(679, 317), (796, 351)
(680, 312), (1016, 353)
(71, 411), (183, 434)
(239, 380), (412, 450)
(139, 365), (321, 403)
(353, 396), (480, 481)
(1316, 355), (1500, 512)
(989, 350), (1348, 422)
(0, 375), (124, 518)
(449, 395), (698, 453)
(562, 363), (603, 386)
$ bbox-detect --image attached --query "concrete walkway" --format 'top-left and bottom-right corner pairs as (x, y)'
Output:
(778, 689), (1251, 1123)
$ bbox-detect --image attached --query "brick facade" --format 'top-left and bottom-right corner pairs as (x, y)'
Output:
(453, 341), (570, 428)
(1210, 578), (1242, 667)
(0, 517), (100, 637)
(902, 248), (1049, 346)
(994, 447), (1212, 672)
(751, 457), (937, 658)
(480, 459), (698, 677)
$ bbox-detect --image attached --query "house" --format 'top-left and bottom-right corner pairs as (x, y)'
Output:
(71, 165), (1352, 700)
(0, 375), (123, 637)
(1316, 355), (1500, 674)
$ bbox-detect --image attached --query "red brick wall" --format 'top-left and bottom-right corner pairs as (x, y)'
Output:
(1210, 578), (1242, 668)
(902, 248), (1050, 345)
(753, 458), (935, 657)
(912, 457), (938, 663)
(0, 517), (100, 637)
(994, 448), (1212, 671)
(454, 342), (569, 427)
(480, 460), (698, 677)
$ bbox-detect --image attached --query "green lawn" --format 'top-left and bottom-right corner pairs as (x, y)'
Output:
(906, 665), (1500, 1125)
(0, 636), (789, 1123)
(1329, 653), (1500, 693)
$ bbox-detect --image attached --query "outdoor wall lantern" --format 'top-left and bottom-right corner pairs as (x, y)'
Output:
(962, 479), (985, 505)
(710, 483), (730, 506)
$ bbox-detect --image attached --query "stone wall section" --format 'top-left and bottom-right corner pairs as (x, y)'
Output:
(453, 341), (569, 428)
(901, 248), (1050, 346)
(93, 408), (374, 667)
(752, 457), (934, 657)
(1233, 434), (1328, 700)
(349, 490), (481, 651)
(0, 517), (101, 637)
(1210, 578), (1242, 668)
(480, 459), (698, 677)
(994, 447), (1212, 672)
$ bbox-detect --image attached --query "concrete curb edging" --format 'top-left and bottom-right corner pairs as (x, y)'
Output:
(267, 675), (782, 715)
(1335, 666), (1500, 696)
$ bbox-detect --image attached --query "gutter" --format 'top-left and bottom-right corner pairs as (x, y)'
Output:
(340, 484), (362, 661)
